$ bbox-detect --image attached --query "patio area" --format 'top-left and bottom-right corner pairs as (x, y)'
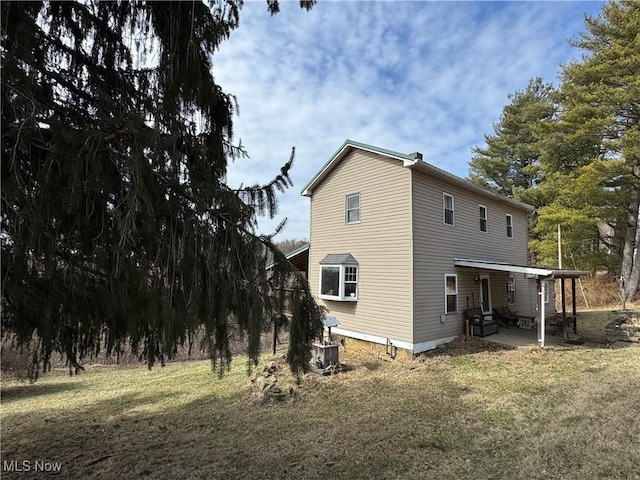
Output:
(485, 325), (581, 348)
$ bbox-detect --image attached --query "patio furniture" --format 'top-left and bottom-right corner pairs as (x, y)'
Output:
(493, 306), (519, 328)
(465, 307), (499, 338)
(548, 313), (578, 336)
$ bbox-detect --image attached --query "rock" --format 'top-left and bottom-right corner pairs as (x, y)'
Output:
(267, 384), (282, 395)
(255, 375), (267, 391)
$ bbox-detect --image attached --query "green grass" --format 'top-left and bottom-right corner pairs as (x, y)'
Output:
(2, 340), (640, 480)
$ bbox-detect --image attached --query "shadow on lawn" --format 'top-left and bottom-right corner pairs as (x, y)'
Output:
(1, 381), (80, 402)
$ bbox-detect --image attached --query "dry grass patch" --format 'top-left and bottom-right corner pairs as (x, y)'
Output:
(577, 309), (620, 343)
(2, 343), (639, 480)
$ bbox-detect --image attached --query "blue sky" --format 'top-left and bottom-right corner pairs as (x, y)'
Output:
(216, 0), (605, 241)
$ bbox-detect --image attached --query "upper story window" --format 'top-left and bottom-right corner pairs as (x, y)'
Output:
(443, 193), (454, 226)
(319, 254), (358, 301)
(507, 275), (516, 304)
(506, 214), (513, 238)
(346, 194), (360, 224)
(445, 274), (458, 313)
(479, 205), (488, 232)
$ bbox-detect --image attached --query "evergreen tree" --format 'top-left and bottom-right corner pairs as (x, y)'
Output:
(535, 0), (640, 303)
(469, 77), (555, 205)
(1, 0), (324, 379)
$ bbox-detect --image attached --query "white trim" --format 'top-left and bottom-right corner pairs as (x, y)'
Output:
(453, 258), (587, 279)
(443, 192), (455, 226)
(506, 213), (513, 238)
(479, 274), (491, 314)
(413, 336), (459, 353)
(345, 193), (361, 224)
(331, 327), (457, 354)
(479, 204), (488, 233)
(444, 273), (458, 313)
(507, 275), (516, 305)
(319, 264), (358, 301)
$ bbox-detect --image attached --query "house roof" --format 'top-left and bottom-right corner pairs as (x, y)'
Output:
(319, 253), (359, 265)
(301, 139), (534, 213)
(453, 258), (587, 279)
(266, 243), (309, 271)
(301, 139), (418, 197)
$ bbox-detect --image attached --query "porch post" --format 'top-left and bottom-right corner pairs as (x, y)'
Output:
(539, 280), (546, 348)
(571, 277), (577, 317)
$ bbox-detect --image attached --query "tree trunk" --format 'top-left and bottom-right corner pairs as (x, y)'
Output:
(621, 182), (640, 305)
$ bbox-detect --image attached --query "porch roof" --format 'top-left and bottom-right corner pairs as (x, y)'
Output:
(453, 258), (587, 279)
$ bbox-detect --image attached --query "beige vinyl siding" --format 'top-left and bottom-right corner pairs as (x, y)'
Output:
(309, 149), (413, 343)
(514, 275), (540, 319)
(411, 168), (532, 344)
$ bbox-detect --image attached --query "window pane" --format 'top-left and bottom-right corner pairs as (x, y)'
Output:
(346, 194), (360, 223)
(347, 209), (360, 223)
(344, 282), (357, 297)
(446, 276), (457, 294)
(445, 210), (453, 225)
(444, 195), (454, 225)
(343, 266), (357, 298)
(508, 276), (516, 304)
(321, 267), (340, 296)
(446, 295), (457, 313)
(480, 206), (487, 232)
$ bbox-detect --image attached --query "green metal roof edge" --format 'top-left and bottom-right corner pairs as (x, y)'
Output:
(265, 243), (310, 270)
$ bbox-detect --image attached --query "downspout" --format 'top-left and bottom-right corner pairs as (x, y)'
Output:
(405, 152), (420, 351)
(539, 279), (546, 348)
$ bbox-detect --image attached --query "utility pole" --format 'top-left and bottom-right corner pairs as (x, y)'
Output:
(557, 224), (562, 269)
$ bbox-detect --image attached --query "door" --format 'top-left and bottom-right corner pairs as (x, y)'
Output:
(479, 275), (491, 315)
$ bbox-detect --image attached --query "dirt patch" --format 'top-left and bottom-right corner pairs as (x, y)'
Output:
(417, 335), (517, 359)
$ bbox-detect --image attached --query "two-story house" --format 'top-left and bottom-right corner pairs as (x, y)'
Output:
(300, 139), (580, 356)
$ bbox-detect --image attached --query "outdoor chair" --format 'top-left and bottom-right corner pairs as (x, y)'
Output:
(465, 307), (499, 338)
(493, 306), (519, 329)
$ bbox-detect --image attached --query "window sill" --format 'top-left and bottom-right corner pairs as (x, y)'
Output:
(319, 294), (358, 302)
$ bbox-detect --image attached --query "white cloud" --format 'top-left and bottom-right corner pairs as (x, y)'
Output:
(214, 0), (604, 240)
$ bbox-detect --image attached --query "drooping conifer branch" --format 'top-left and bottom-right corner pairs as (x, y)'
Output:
(1, 0), (324, 380)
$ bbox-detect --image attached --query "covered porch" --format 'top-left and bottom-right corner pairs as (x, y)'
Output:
(488, 324), (582, 348)
(454, 258), (587, 348)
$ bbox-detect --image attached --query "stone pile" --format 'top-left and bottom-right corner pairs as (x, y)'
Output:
(605, 310), (640, 343)
(251, 361), (293, 400)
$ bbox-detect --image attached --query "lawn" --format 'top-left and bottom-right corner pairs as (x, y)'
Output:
(2, 335), (639, 479)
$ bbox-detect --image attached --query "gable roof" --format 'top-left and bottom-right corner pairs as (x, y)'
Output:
(301, 139), (534, 213)
(301, 139), (418, 197)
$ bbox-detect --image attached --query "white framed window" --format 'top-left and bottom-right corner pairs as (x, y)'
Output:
(443, 193), (454, 226)
(506, 214), (513, 238)
(319, 257), (359, 301)
(344, 266), (357, 297)
(346, 194), (360, 224)
(544, 284), (550, 304)
(444, 274), (458, 313)
(479, 205), (488, 232)
(507, 275), (516, 305)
